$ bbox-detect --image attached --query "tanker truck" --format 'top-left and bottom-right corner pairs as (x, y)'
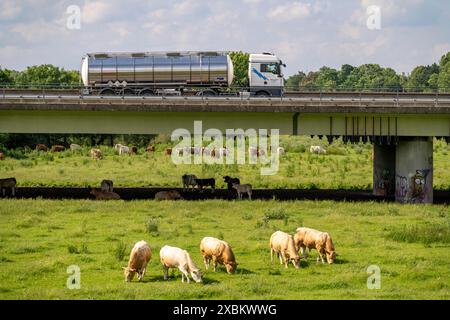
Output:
(80, 51), (285, 97)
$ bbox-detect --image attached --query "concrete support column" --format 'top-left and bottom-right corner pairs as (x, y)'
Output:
(373, 144), (396, 197)
(395, 137), (433, 203)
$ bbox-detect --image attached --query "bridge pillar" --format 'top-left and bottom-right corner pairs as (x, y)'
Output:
(395, 137), (433, 204)
(373, 144), (396, 197)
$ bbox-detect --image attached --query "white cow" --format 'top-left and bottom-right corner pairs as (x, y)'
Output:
(276, 147), (285, 156)
(119, 145), (131, 155)
(160, 245), (202, 283)
(310, 145), (327, 154)
(70, 143), (82, 151)
(270, 231), (300, 269)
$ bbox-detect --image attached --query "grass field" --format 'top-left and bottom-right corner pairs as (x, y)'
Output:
(1, 136), (449, 190)
(0, 199), (449, 299)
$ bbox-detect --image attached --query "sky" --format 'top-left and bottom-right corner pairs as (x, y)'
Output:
(0, 0), (449, 76)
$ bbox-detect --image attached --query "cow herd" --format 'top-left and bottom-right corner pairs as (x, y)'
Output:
(123, 227), (336, 283)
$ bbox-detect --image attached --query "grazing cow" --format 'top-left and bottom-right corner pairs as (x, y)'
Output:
(89, 187), (120, 200)
(182, 174), (198, 191)
(248, 146), (258, 157)
(130, 146), (138, 154)
(114, 144), (124, 151)
(195, 178), (215, 192)
(146, 145), (155, 153)
(294, 227), (336, 264)
(0, 178), (16, 197)
(70, 144), (82, 151)
(223, 176), (240, 191)
(90, 148), (102, 160)
(160, 245), (202, 283)
(0, 151), (4, 160)
(310, 145), (327, 154)
(101, 179), (113, 192)
(51, 145), (65, 152)
(270, 231), (300, 269)
(118, 145), (131, 155)
(123, 240), (152, 282)
(155, 190), (183, 200)
(165, 148), (172, 155)
(200, 237), (237, 274)
(35, 144), (48, 152)
(232, 183), (252, 200)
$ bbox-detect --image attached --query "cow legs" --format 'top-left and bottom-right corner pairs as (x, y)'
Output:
(248, 191), (252, 200)
(278, 252), (283, 265)
(163, 265), (169, 280)
(203, 256), (210, 270)
(212, 257), (218, 272)
(179, 266), (190, 283)
(300, 246), (307, 259)
(282, 253), (289, 268)
(270, 248), (274, 263)
(316, 246), (325, 264)
(12, 187), (15, 197)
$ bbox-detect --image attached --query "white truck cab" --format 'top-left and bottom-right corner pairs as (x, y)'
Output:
(248, 53), (285, 96)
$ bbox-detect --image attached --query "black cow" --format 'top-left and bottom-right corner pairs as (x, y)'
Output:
(223, 176), (240, 191)
(195, 178), (215, 192)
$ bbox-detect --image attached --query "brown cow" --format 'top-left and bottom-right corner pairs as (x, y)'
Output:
(90, 148), (102, 160)
(165, 148), (172, 155)
(146, 145), (155, 153)
(200, 237), (237, 274)
(89, 187), (120, 200)
(123, 240), (152, 282)
(0, 178), (16, 196)
(0, 151), (4, 160)
(131, 146), (138, 154)
(51, 145), (65, 152)
(35, 144), (48, 152)
(294, 227), (336, 264)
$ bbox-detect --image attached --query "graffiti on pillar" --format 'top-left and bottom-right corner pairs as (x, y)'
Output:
(374, 168), (393, 196)
(395, 175), (408, 201)
(410, 169), (431, 203)
(396, 169), (432, 203)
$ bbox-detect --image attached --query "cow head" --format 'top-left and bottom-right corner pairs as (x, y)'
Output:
(223, 176), (230, 183)
(123, 267), (136, 282)
(191, 269), (203, 283)
(225, 261), (238, 274)
(291, 256), (300, 269)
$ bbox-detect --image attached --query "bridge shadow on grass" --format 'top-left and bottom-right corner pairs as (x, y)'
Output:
(141, 275), (220, 284)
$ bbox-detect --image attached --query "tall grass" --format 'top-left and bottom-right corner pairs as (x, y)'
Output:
(386, 223), (450, 245)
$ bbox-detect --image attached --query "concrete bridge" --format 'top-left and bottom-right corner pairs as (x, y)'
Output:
(1, 93), (449, 204)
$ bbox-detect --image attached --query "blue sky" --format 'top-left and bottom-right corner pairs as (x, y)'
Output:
(0, 0), (449, 76)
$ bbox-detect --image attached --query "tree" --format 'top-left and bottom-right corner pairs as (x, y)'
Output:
(405, 64), (439, 91)
(285, 71), (306, 91)
(0, 68), (14, 84)
(437, 52), (450, 91)
(14, 64), (79, 87)
(229, 51), (249, 87)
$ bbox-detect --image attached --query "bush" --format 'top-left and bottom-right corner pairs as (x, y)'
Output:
(114, 240), (127, 261)
(146, 217), (159, 236)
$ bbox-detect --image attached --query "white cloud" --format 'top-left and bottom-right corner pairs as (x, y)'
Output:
(267, 2), (311, 21)
(81, 1), (111, 24)
(10, 20), (60, 43)
(0, 0), (22, 19)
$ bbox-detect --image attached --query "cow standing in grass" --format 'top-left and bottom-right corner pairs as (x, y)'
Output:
(182, 174), (198, 191)
(232, 183), (252, 200)
(0, 178), (16, 197)
(70, 144), (82, 151)
(200, 237), (237, 274)
(270, 231), (300, 269)
(90, 148), (102, 160)
(195, 178), (215, 192)
(101, 180), (114, 192)
(35, 144), (48, 152)
(160, 245), (202, 283)
(123, 240), (152, 282)
(223, 176), (240, 191)
(310, 146), (326, 154)
(294, 227), (336, 264)
(51, 145), (65, 152)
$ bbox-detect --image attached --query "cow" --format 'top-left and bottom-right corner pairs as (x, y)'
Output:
(223, 176), (240, 191)
(294, 227), (336, 264)
(218, 147), (229, 158)
(0, 151), (4, 160)
(200, 237), (237, 274)
(182, 174), (198, 191)
(114, 144), (124, 152)
(123, 240), (152, 282)
(270, 231), (300, 269)
(248, 146), (258, 157)
(35, 144), (48, 152)
(119, 145), (131, 155)
(155, 190), (183, 200)
(257, 147), (266, 157)
(146, 145), (155, 153)
(276, 147), (285, 156)
(90, 148), (102, 160)
(51, 145), (65, 152)
(159, 245), (202, 283)
(310, 145), (327, 154)
(130, 146), (138, 154)
(0, 178), (16, 197)
(195, 178), (215, 192)
(232, 183), (252, 200)
(70, 144), (82, 151)
(101, 179), (114, 192)
(89, 187), (120, 200)
(165, 148), (172, 156)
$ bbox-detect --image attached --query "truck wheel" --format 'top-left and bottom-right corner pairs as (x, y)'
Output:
(99, 88), (115, 96)
(139, 89), (154, 96)
(255, 91), (270, 97)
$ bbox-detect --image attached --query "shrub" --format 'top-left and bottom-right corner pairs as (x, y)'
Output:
(146, 217), (159, 236)
(114, 240), (127, 261)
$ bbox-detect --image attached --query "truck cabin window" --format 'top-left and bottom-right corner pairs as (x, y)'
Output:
(260, 63), (280, 75)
